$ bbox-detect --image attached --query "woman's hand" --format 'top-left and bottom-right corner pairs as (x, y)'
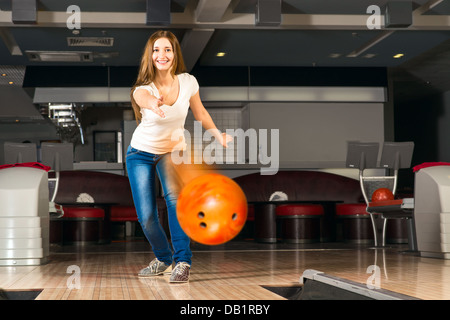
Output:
(134, 88), (166, 118)
(147, 95), (165, 118)
(218, 132), (233, 148)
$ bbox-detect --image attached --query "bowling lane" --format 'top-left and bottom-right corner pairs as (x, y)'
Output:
(1, 240), (450, 300)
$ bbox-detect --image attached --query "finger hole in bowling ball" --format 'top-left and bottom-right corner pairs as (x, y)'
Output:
(200, 222), (207, 228)
(198, 211), (205, 219)
(232, 213), (237, 221)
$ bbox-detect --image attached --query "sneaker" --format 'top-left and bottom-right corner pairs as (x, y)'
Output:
(138, 258), (171, 277)
(170, 262), (190, 283)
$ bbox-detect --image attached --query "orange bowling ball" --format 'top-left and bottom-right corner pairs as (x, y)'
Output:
(371, 188), (394, 202)
(176, 173), (248, 245)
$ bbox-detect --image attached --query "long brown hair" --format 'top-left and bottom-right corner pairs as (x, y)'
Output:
(130, 30), (186, 123)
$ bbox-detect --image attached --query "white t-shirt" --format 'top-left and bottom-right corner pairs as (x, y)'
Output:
(130, 73), (199, 154)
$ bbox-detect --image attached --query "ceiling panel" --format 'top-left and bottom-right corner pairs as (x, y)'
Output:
(0, 0), (448, 95)
(0, 65), (24, 86)
(198, 29), (450, 67)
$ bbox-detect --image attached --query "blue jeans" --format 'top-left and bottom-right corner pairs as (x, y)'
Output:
(126, 146), (192, 266)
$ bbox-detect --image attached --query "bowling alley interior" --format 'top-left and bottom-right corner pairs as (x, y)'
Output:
(1, 0), (450, 302)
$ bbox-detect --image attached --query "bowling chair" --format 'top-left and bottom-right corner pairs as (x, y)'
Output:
(359, 169), (397, 247)
(346, 141), (414, 247)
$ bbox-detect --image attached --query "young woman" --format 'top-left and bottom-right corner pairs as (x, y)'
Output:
(126, 30), (231, 283)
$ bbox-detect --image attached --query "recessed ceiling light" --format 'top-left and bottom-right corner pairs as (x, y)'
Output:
(8, 81), (14, 85)
(216, 52), (226, 57)
(1, 73), (6, 76)
(393, 53), (404, 59)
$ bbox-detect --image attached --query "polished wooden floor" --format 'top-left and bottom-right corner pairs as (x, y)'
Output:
(2, 237), (450, 301)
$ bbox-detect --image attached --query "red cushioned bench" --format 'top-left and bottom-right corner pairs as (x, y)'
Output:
(276, 204), (324, 243)
(110, 205), (139, 238)
(51, 170), (169, 242)
(110, 201), (169, 239)
(233, 171), (364, 243)
(110, 205), (138, 222)
(50, 206), (105, 245)
(336, 203), (373, 244)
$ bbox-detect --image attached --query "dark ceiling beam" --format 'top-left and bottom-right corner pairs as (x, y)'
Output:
(146, 0), (171, 26)
(11, 0), (36, 24)
(255, 0), (281, 27)
(0, 28), (22, 55)
(195, 0), (232, 22)
(180, 29), (215, 72)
